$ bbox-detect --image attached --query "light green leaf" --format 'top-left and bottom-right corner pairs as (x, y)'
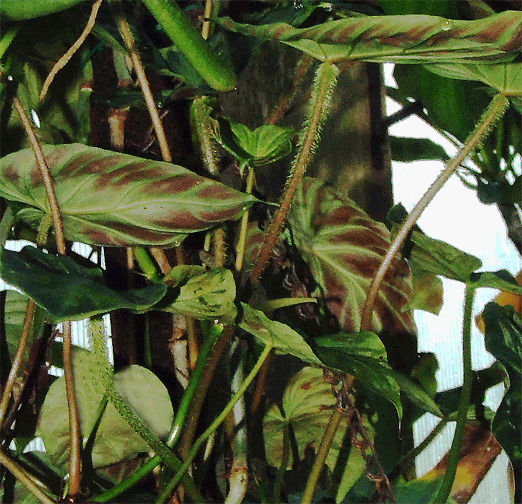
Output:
(0, 144), (257, 247)
(0, 246), (167, 322)
(0, 0), (84, 20)
(288, 177), (414, 334)
(404, 269), (444, 315)
(158, 267), (237, 322)
(313, 332), (403, 420)
(38, 349), (174, 469)
(410, 231), (482, 283)
(217, 12), (522, 64)
(239, 303), (322, 365)
(425, 62), (522, 96)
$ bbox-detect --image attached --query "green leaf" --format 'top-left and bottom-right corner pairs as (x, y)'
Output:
(0, 144), (258, 247)
(470, 270), (522, 295)
(390, 136), (449, 163)
(288, 177), (414, 334)
(0, 246), (167, 322)
(392, 370), (442, 418)
(0, 0), (84, 20)
(38, 348), (174, 469)
(482, 303), (522, 375)
(404, 269), (444, 315)
(263, 367), (366, 486)
(216, 120), (294, 173)
(217, 12), (522, 64)
(313, 332), (403, 420)
(158, 266), (237, 322)
(410, 231), (482, 283)
(239, 303), (322, 366)
(425, 62), (522, 96)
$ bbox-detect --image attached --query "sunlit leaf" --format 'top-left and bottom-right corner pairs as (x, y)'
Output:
(239, 303), (322, 365)
(0, 246), (167, 322)
(38, 348), (174, 469)
(288, 177), (414, 334)
(158, 266), (237, 322)
(0, 144), (258, 247)
(217, 12), (522, 64)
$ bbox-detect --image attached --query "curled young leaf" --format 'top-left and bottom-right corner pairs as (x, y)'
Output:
(0, 144), (258, 247)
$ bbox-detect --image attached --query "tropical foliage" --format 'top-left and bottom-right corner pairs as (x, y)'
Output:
(0, 1), (520, 503)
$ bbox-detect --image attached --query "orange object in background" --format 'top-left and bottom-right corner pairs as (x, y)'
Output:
(476, 270), (522, 333)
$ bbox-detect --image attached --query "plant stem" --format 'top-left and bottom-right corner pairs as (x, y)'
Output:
(360, 93), (509, 332)
(39, 0), (102, 102)
(225, 346), (248, 504)
(140, 0), (235, 92)
(273, 424), (291, 503)
(112, 0), (172, 162)
(431, 286), (475, 504)
(91, 323), (225, 502)
(235, 166), (254, 272)
(0, 450), (55, 504)
(251, 62), (339, 285)
(300, 408), (343, 504)
(156, 344), (273, 504)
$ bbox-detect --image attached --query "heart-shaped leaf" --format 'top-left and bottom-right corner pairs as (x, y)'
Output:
(217, 12), (522, 64)
(216, 120), (294, 173)
(0, 246), (167, 322)
(239, 303), (322, 366)
(38, 348), (174, 469)
(158, 266), (237, 322)
(0, 144), (257, 247)
(288, 177), (414, 334)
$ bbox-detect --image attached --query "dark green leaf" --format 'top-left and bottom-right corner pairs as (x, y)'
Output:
(217, 12), (522, 64)
(0, 144), (258, 247)
(390, 136), (449, 163)
(392, 371), (442, 418)
(0, 0), (84, 20)
(482, 302), (522, 375)
(288, 177), (414, 334)
(0, 246), (167, 322)
(38, 349), (174, 469)
(410, 231), (482, 283)
(314, 332), (403, 419)
(239, 303), (322, 365)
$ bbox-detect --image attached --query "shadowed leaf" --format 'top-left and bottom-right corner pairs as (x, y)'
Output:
(0, 144), (257, 247)
(0, 246), (167, 322)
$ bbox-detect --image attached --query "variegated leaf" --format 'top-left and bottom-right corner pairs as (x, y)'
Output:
(0, 144), (257, 247)
(288, 178), (414, 334)
(217, 11), (522, 64)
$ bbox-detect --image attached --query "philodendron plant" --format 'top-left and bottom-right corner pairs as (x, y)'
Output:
(0, 1), (520, 503)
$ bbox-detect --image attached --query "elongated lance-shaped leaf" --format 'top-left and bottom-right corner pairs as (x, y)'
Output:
(216, 11), (522, 64)
(288, 177), (414, 334)
(0, 144), (258, 247)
